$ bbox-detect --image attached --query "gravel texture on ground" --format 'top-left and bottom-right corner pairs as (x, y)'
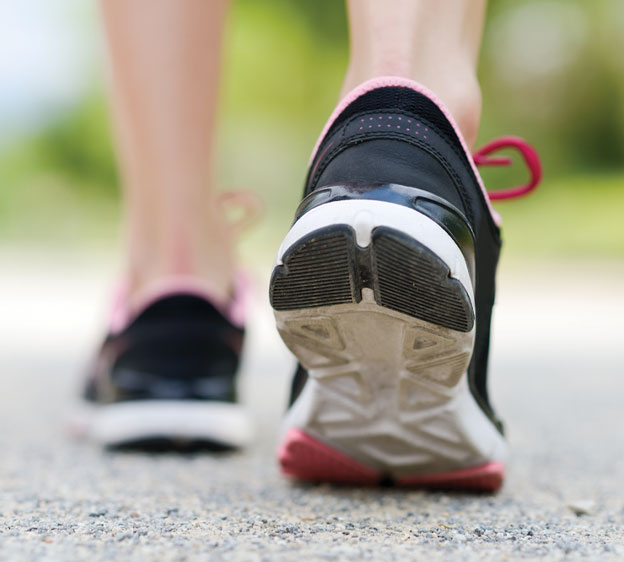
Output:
(1, 258), (623, 561)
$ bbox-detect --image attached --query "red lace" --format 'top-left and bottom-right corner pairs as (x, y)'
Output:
(473, 136), (542, 200)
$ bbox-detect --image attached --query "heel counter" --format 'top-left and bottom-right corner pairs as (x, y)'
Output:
(295, 183), (475, 283)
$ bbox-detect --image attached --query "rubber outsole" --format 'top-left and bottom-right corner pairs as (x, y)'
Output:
(271, 226), (474, 333)
(272, 214), (506, 491)
(279, 428), (504, 492)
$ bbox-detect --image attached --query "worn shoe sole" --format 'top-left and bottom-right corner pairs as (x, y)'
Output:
(270, 199), (506, 491)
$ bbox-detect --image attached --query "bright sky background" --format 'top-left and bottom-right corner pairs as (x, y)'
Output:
(0, 0), (100, 144)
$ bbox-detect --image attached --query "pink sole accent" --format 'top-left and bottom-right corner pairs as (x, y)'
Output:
(278, 428), (504, 492)
(309, 76), (501, 225)
(397, 461), (504, 492)
(278, 428), (380, 485)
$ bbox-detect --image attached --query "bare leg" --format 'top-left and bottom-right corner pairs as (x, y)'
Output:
(343, 0), (486, 148)
(101, 0), (232, 306)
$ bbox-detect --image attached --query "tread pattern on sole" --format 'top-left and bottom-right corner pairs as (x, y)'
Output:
(270, 228), (355, 310)
(272, 222), (504, 491)
(270, 225), (474, 333)
(372, 228), (473, 332)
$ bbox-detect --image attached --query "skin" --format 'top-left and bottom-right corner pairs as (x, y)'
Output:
(100, 0), (233, 307)
(100, 0), (487, 305)
(343, 0), (487, 148)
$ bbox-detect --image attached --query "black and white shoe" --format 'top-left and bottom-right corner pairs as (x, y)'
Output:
(71, 278), (253, 450)
(270, 77), (541, 490)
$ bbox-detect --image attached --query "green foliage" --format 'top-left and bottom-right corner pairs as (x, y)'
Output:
(0, 93), (118, 199)
(496, 172), (624, 258)
(39, 94), (118, 191)
(479, 0), (624, 176)
(1, 0), (623, 259)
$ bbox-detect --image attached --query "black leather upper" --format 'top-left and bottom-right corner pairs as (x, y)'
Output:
(293, 86), (503, 431)
(295, 183), (477, 283)
(85, 295), (244, 405)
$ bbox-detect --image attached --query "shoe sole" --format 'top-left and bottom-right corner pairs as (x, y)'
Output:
(270, 200), (506, 491)
(68, 400), (253, 450)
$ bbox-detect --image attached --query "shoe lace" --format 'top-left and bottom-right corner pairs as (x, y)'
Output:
(473, 136), (542, 200)
(217, 189), (264, 235)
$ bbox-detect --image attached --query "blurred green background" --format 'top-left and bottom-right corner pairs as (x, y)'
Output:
(1, 0), (623, 268)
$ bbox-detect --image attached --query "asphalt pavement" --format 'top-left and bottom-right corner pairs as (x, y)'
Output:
(1, 253), (623, 561)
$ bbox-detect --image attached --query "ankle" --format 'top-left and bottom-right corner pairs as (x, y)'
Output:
(126, 262), (235, 310)
(125, 225), (236, 308)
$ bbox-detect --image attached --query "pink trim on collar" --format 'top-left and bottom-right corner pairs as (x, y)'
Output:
(108, 273), (250, 334)
(309, 76), (501, 226)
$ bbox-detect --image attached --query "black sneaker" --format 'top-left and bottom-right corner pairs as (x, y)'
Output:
(71, 278), (252, 450)
(270, 76), (540, 490)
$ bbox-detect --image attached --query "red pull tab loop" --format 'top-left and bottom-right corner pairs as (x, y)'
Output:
(473, 136), (542, 200)
(217, 190), (264, 236)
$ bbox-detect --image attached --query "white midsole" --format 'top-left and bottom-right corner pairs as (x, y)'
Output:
(69, 400), (253, 448)
(277, 302), (507, 476)
(276, 199), (474, 306)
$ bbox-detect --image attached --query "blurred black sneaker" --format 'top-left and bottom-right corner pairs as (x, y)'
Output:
(71, 277), (252, 450)
(270, 76), (540, 490)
